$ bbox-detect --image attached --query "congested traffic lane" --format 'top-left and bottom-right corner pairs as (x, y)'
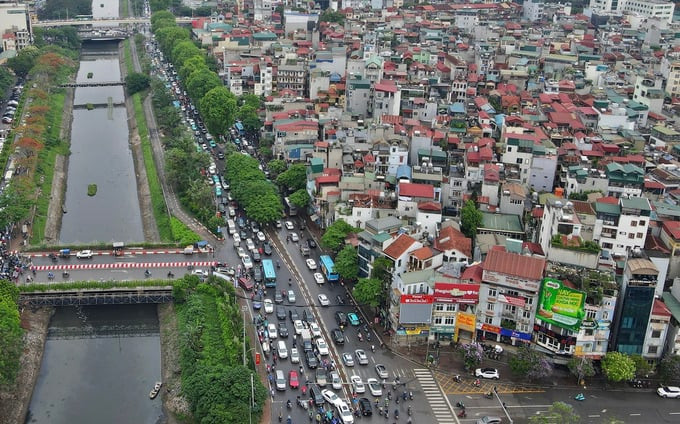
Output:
(268, 216), (450, 423)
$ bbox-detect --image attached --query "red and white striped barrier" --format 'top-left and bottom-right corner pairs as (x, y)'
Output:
(26, 249), (214, 258)
(33, 261), (217, 271)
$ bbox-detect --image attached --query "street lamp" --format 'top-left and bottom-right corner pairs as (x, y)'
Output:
(492, 386), (513, 424)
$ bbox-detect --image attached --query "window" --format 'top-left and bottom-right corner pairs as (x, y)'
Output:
(637, 233), (643, 238)
(434, 304), (444, 311)
(652, 330), (661, 338)
(648, 345), (658, 354)
(488, 288), (497, 297)
(445, 304), (456, 312)
(485, 316), (494, 324)
(444, 317), (455, 325)
(487, 303), (495, 311)
(628, 233), (635, 239)
(433, 316), (443, 325)
(639, 220), (646, 226)
(631, 221), (637, 226)
(586, 310), (596, 320)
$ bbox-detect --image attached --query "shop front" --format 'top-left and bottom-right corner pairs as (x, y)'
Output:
(476, 323), (532, 345)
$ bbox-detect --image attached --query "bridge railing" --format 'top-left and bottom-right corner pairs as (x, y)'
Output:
(20, 286), (174, 306)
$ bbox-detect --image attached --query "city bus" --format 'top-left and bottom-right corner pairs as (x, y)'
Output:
(262, 259), (277, 288)
(319, 255), (339, 282)
(234, 121), (245, 135)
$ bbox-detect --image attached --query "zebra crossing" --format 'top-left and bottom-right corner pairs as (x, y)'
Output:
(413, 368), (457, 424)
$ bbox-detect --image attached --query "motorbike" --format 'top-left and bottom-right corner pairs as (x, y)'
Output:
(407, 406), (412, 416)
(144, 269), (152, 277)
(358, 332), (363, 342)
(575, 393), (585, 401)
(47, 272), (54, 280)
(473, 379), (481, 387)
(286, 400), (292, 409)
(394, 409), (399, 419)
(453, 375), (462, 383)
(456, 401), (465, 409)
(485, 392), (494, 399)
(409, 391), (413, 400)
(457, 410), (467, 418)
(277, 261), (280, 269)
(366, 332), (372, 342)
(62, 271), (70, 278)
(371, 345), (375, 353)
(167, 271), (174, 278)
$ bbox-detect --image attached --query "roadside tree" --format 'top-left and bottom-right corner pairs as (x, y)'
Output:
(125, 72), (150, 95)
(288, 189), (310, 210)
(276, 164), (307, 192)
(509, 344), (553, 381)
(179, 55), (207, 81)
(320, 219), (356, 252)
(352, 278), (382, 308)
(567, 356), (596, 384)
(460, 343), (483, 371)
(335, 245), (359, 282)
(7, 46), (41, 78)
(186, 68), (221, 103)
(0, 280), (23, 386)
(267, 159), (287, 176)
(630, 354), (654, 378)
(237, 105), (261, 132)
(601, 352), (635, 383)
(154, 26), (190, 56)
(200, 87), (237, 137)
(171, 41), (201, 68)
(658, 354), (680, 384)
(528, 402), (580, 424)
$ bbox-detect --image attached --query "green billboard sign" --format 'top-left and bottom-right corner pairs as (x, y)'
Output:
(536, 278), (586, 331)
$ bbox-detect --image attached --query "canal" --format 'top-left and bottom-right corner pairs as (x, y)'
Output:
(59, 40), (144, 243)
(26, 304), (164, 424)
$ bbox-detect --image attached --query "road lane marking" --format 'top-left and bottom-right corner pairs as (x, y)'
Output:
(588, 415), (601, 418)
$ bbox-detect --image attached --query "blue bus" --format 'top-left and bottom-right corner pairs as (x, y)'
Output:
(319, 255), (339, 282)
(234, 122), (245, 135)
(262, 259), (277, 288)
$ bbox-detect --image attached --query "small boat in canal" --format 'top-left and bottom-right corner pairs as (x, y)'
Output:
(149, 381), (162, 399)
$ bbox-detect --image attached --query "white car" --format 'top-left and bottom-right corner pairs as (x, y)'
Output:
(285, 220), (295, 230)
(658, 386), (680, 398)
(233, 233), (241, 244)
(191, 269), (208, 279)
(342, 352), (355, 367)
(309, 322), (322, 338)
(241, 255), (253, 270)
(287, 290), (296, 303)
(475, 368), (500, 380)
(267, 322), (277, 339)
(331, 371), (342, 390)
(290, 348), (300, 364)
(375, 364), (388, 379)
(256, 231), (266, 242)
(367, 378), (382, 397)
(314, 272), (325, 285)
(321, 389), (342, 407)
(336, 401), (355, 424)
(290, 232), (299, 242)
(350, 375), (365, 394)
(264, 298), (274, 314)
(318, 294), (330, 306)
(293, 320), (305, 335)
(316, 338), (329, 355)
(236, 247), (248, 258)
(76, 250), (93, 259)
(355, 349), (368, 365)
(306, 259), (317, 270)
(246, 238), (256, 252)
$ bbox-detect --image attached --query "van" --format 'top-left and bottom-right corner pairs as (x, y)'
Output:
(228, 207), (236, 217)
(277, 340), (288, 358)
(275, 370), (286, 391)
(227, 219), (236, 235)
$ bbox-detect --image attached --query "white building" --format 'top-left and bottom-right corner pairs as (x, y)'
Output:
(589, 0), (675, 23)
(523, 0), (545, 21)
(0, 1), (31, 51)
(643, 299), (672, 361)
(592, 197), (651, 256)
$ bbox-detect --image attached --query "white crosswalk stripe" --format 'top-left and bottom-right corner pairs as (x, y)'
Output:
(413, 368), (455, 423)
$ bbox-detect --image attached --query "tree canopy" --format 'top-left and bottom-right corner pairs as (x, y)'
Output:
(601, 352), (636, 383)
(352, 278), (382, 308)
(0, 279), (23, 385)
(7, 46), (41, 78)
(658, 354), (680, 384)
(528, 402), (580, 424)
(335, 245), (359, 281)
(567, 356), (596, 384)
(289, 189), (310, 209)
(125, 72), (150, 95)
(508, 344), (553, 381)
(460, 200), (482, 240)
(320, 219), (356, 252)
(225, 153), (283, 224)
(199, 87), (237, 136)
(267, 159), (287, 177)
(276, 164), (307, 192)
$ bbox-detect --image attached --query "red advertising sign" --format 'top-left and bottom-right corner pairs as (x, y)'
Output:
(481, 323), (501, 334)
(255, 353), (261, 365)
(433, 282), (480, 304)
(400, 294), (434, 304)
(498, 293), (526, 307)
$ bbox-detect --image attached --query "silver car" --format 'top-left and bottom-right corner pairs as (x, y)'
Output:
(355, 349), (369, 365)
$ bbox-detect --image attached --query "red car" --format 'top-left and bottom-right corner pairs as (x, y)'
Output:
(289, 370), (299, 389)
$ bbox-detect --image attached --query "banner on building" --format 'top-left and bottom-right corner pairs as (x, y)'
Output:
(536, 278), (586, 331)
(455, 312), (476, 331)
(399, 294), (433, 324)
(433, 282), (480, 304)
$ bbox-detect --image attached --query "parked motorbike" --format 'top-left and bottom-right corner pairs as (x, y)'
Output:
(485, 392), (494, 399)
(453, 375), (462, 383)
(574, 393), (585, 401)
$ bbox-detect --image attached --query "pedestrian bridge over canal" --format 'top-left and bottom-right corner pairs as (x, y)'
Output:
(20, 286), (173, 307)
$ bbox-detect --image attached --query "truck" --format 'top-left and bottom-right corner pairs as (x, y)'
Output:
(301, 329), (313, 352)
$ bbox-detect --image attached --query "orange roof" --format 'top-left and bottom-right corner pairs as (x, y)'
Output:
(434, 226), (471, 257)
(383, 234), (418, 259)
(411, 246), (435, 260)
(652, 298), (671, 317)
(483, 247), (546, 281)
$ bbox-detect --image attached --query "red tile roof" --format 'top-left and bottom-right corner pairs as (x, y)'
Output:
(411, 246), (435, 260)
(461, 263), (483, 282)
(483, 247), (546, 281)
(434, 226), (471, 257)
(652, 298), (671, 317)
(383, 234), (418, 259)
(399, 182), (435, 199)
(418, 201), (442, 212)
(662, 221), (680, 240)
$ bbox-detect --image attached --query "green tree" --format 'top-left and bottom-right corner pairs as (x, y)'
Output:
(460, 343), (483, 371)
(319, 9), (345, 24)
(335, 245), (359, 281)
(601, 352), (636, 383)
(276, 164), (307, 192)
(200, 87), (237, 136)
(240, 93), (262, 109)
(7, 46), (41, 78)
(567, 356), (596, 384)
(320, 219), (355, 252)
(267, 159), (287, 176)
(0, 180), (34, 230)
(352, 278), (382, 308)
(179, 55), (207, 81)
(155, 26), (190, 55)
(0, 280), (23, 386)
(658, 354), (680, 384)
(528, 402), (580, 424)
(171, 40), (202, 67)
(289, 188), (310, 209)
(125, 72), (150, 95)
(460, 200), (482, 240)
(237, 105), (261, 132)
(630, 354), (654, 378)
(509, 344), (553, 381)
(150, 10), (176, 32)
(186, 67), (222, 102)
